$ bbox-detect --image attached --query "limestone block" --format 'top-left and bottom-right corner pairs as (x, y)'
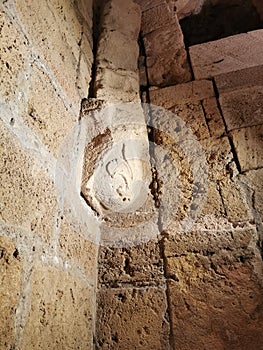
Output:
(150, 79), (214, 109)
(141, 2), (176, 35)
(164, 226), (257, 257)
(94, 67), (140, 102)
(96, 287), (170, 349)
(240, 169), (263, 221)
(96, 31), (139, 72)
(169, 101), (210, 140)
(134, 0), (164, 12)
(189, 30), (263, 80)
(200, 137), (234, 182)
(0, 10), (31, 103)
(219, 177), (252, 222)
(21, 265), (94, 350)
(219, 86), (263, 131)
(24, 65), (75, 156)
(0, 236), (22, 350)
(167, 253), (263, 349)
(143, 21), (191, 86)
(101, 0), (141, 40)
(58, 219), (98, 282)
(0, 120), (57, 243)
(98, 240), (164, 287)
(200, 180), (225, 217)
(15, 0), (83, 104)
(231, 125), (263, 171)
(202, 97), (225, 138)
(215, 65), (263, 95)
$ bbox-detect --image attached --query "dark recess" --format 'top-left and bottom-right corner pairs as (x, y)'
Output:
(180, 0), (263, 47)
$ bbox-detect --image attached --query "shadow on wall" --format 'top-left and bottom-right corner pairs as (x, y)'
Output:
(180, 0), (263, 46)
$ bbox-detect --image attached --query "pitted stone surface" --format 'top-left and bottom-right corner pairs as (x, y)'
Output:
(0, 236), (22, 350)
(96, 287), (170, 349)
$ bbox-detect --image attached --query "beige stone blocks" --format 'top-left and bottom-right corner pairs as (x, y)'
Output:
(0, 236), (22, 350)
(167, 252), (263, 349)
(21, 265), (94, 350)
(0, 121), (57, 243)
(150, 79), (214, 109)
(96, 287), (170, 349)
(189, 30), (263, 79)
(231, 125), (263, 172)
(98, 240), (164, 287)
(59, 219), (98, 282)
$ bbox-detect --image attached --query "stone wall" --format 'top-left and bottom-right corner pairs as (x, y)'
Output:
(0, 0), (97, 349)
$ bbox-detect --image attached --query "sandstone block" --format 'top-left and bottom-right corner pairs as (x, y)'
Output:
(25, 65), (75, 156)
(15, 0), (84, 104)
(189, 30), (263, 79)
(167, 252), (263, 349)
(219, 86), (263, 131)
(98, 240), (164, 287)
(94, 67), (140, 102)
(215, 65), (263, 94)
(0, 10), (31, 104)
(97, 31), (139, 72)
(135, 0), (164, 12)
(96, 287), (170, 349)
(169, 101), (210, 140)
(21, 265), (94, 350)
(150, 79), (214, 109)
(58, 219), (98, 282)
(202, 97), (225, 138)
(0, 236), (22, 350)
(231, 125), (263, 172)
(143, 20), (191, 86)
(0, 120), (57, 243)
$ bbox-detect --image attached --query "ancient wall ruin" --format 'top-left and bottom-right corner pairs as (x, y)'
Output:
(1, 0), (263, 349)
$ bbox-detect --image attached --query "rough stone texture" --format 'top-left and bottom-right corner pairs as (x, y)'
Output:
(167, 252), (263, 350)
(58, 219), (98, 282)
(189, 30), (263, 80)
(202, 97), (225, 138)
(96, 287), (170, 349)
(98, 240), (164, 287)
(0, 236), (22, 350)
(0, 120), (57, 243)
(21, 265), (94, 350)
(143, 16), (191, 86)
(150, 79), (214, 109)
(219, 86), (263, 131)
(175, 0), (205, 19)
(15, 0), (92, 104)
(240, 168), (263, 222)
(94, 0), (141, 102)
(215, 65), (263, 95)
(231, 125), (263, 172)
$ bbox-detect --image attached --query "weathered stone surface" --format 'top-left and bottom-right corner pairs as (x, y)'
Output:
(15, 0), (86, 103)
(215, 65), (263, 94)
(94, 67), (140, 102)
(169, 101), (210, 140)
(0, 120), (57, 243)
(189, 30), (263, 80)
(0, 10), (31, 104)
(24, 65), (75, 156)
(96, 287), (170, 349)
(167, 251), (263, 349)
(21, 265), (94, 350)
(0, 236), (22, 350)
(150, 79), (214, 109)
(98, 240), (164, 287)
(202, 97), (225, 138)
(176, 0), (205, 19)
(219, 86), (263, 131)
(143, 20), (191, 86)
(231, 125), (263, 172)
(58, 219), (98, 282)
(240, 168), (263, 221)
